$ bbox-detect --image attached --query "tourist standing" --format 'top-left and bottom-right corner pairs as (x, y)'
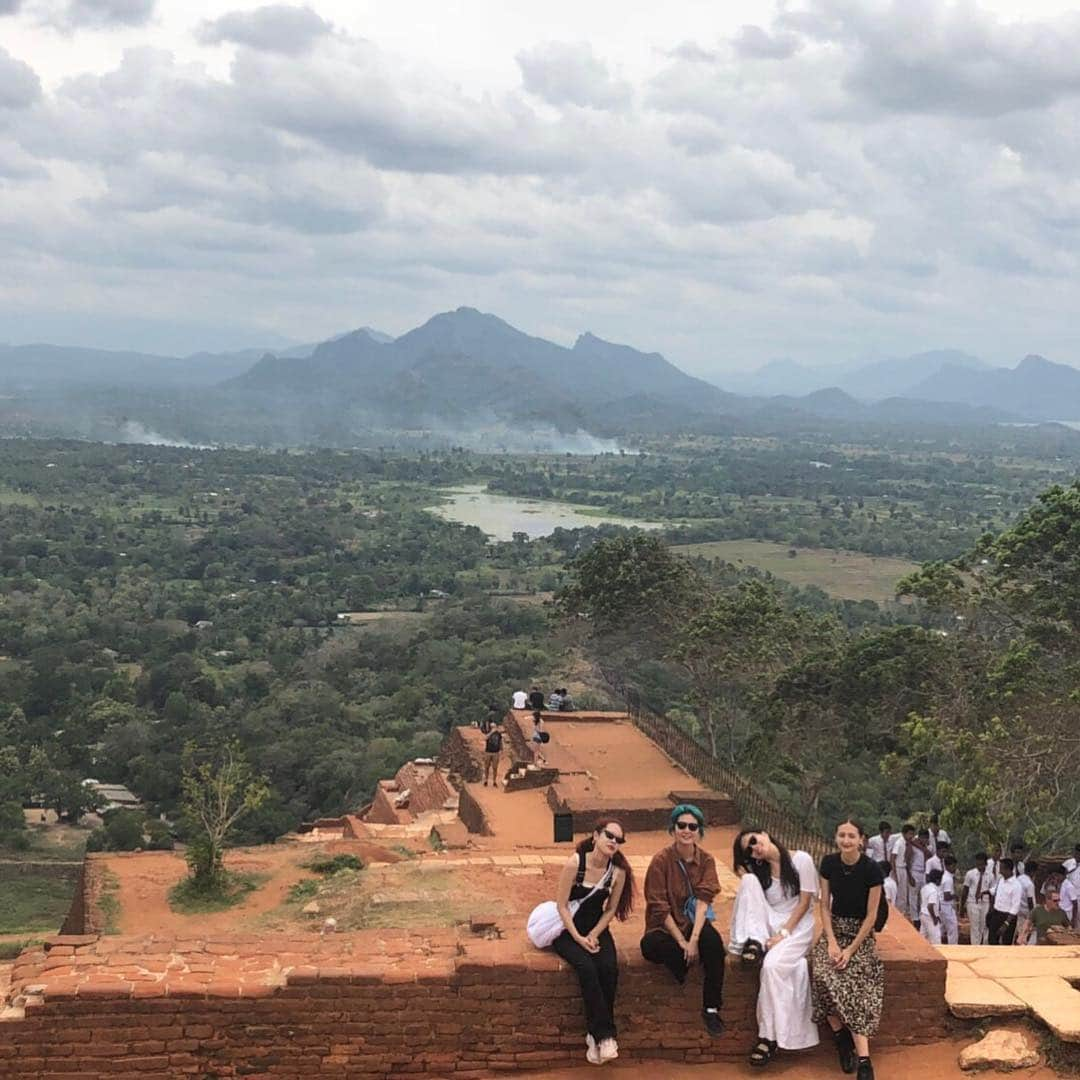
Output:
(812, 817), (885, 1080)
(729, 828), (819, 1067)
(531, 710), (548, 766)
(640, 804), (726, 1038)
(961, 853), (995, 946)
(482, 721), (504, 787)
(987, 859), (1022, 945)
(551, 819), (635, 1065)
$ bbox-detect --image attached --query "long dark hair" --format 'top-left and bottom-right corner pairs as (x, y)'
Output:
(577, 818), (636, 921)
(732, 827), (801, 898)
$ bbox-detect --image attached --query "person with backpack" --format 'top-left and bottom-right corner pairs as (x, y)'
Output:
(483, 721), (504, 787)
(729, 828), (820, 1067)
(812, 816), (885, 1080)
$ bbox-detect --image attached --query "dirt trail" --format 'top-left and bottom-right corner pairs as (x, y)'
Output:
(526, 1030), (1057, 1080)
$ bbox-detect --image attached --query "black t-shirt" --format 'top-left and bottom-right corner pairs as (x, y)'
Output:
(484, 730), (503, 753)
(528, 691), (545, 710)
(820, 853), (884, 918)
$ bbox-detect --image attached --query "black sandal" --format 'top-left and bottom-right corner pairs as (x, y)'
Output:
(749, 1039), (777, 1067)
(832, 1028), (856, 1074)
(741, 939), (764, 966)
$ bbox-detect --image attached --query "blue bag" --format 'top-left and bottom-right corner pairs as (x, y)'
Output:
(677, 859), (716, 922)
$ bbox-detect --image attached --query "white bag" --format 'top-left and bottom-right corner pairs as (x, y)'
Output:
(526, 899), (580, 948)
(526, 864), (613, 948)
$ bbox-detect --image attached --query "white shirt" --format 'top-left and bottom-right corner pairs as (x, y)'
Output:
(993, 877), (1023, 916)
(910, 844), (927, 876)
(931, 828), (951, 853)
(1017, 873), (1036, 914)
(511, 690), (528, 709)
(866, 834), (888, 864)
(891, 836), (908, 872)
(964, 866), (995, 903)
(940, 869), (956, 909)
(926, 855), (943, 877)
(1065, 857), (1080, 890)
(883, 876), (898, 906)
(764, 850), (818, 914)
(920, 882), (940, 918)
(1060, 879), (1079, 923)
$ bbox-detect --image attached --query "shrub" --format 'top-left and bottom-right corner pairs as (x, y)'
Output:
(305, 853), (363, 875)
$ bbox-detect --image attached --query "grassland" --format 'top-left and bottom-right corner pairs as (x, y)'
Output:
(671, 539), (917, 603)
(0, 872), (77, 935)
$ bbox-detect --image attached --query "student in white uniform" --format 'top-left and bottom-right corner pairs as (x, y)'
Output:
(919, 869), (943, 945)
(911, 830), (930, 924)
(730, 828), (819, 1067)
(928, 816), (950, 856)
(1058, 860), (1079, 930)
(1009, 843), (1027, 879)
(925, 841), (947, 880)
(866, 822), (891, 866)
(987, 859), (1022, 945)
(1015, 864), (1037, 945)
(889, 824), (917, 923)
(960, 853), (996, 946)
(940, 855), (959, 946)
(877, 861), (897, 909)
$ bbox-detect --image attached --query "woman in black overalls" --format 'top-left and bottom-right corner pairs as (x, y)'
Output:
(551, 819), (636, 1065)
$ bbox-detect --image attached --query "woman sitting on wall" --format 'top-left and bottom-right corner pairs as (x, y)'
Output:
(551, 819), (635, 1065)
(729, 828), (820, 1067)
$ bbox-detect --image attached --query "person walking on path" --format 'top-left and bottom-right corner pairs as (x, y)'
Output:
(729, 828), (819, 1067)
(812, 817), (885, 1080)
(482, 721), (504, 787)
(551, 819), (635, 1065)
(640, 804), (726, 1039)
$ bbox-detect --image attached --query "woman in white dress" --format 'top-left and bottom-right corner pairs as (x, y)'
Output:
(729, 828), (820, 1067)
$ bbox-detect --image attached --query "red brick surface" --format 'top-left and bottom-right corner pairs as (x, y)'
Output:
(1, 918), (945, 1079)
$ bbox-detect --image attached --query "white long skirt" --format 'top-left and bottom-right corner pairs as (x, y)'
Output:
(728, 874), (819, 1049)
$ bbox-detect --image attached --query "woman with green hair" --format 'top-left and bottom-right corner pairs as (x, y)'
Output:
(640, 804), (726, 1037)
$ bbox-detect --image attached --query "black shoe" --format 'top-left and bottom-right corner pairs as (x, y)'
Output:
(856, 1057), (874, 1080)
(833, 1029), (856, 1074)
(701, 1008), (724, 1037)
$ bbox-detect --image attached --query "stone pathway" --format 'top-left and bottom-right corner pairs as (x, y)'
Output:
(941, 943), (1080, 1041)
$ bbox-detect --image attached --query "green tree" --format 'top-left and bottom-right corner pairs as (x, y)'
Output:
(180, 740), (269, 890)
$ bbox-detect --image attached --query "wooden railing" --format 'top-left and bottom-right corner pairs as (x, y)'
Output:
(604, 669), (832, 862)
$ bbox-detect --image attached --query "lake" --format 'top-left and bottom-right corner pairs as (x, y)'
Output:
(427, 484), (664, 541)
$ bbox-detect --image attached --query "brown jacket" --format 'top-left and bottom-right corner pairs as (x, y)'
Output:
(644, 843), (720, 934)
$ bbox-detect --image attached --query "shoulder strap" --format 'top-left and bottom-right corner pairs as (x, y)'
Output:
(676, 858), (693, 892)
(576, 849), (587, 884)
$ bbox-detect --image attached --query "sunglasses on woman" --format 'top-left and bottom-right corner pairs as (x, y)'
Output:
(675, 820), (700, 832)
(743, 834), (760, 856)
(601, 829), (626, 845)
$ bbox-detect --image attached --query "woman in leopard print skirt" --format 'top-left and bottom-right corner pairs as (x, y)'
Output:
(812, 817), (885, 1080)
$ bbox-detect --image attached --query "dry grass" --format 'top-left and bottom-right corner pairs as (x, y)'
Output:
(672, 539), (917, 603)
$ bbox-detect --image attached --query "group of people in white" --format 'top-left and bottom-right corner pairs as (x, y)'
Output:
(864, 820), (1079, 947)
(533, 807), (891, 1080)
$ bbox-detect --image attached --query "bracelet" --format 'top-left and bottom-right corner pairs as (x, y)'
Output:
(779, 928), (790, 939)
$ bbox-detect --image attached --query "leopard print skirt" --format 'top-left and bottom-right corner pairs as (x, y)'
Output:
(811, 916), (884, 1036)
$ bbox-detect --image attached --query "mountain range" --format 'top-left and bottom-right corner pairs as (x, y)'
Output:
(2, 309), (1079, 445)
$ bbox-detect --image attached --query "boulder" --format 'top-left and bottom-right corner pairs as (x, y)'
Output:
(959, 1029), (1039, 1071)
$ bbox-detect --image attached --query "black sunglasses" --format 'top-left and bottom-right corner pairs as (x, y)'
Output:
(675, 820), (700, 832)
(743, 834), (760, 855)
(601, 828), (626, 845)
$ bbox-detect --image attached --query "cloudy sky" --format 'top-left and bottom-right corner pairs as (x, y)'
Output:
(2, 0), (1080, 374)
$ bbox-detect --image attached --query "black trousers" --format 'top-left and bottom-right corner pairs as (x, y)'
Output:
(986, 909), (1017, 945)
(640, 922), (725, 1009)
(552, 928), (618, 1040)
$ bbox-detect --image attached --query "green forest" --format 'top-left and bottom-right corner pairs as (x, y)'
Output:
(1, 430), (1078, 861)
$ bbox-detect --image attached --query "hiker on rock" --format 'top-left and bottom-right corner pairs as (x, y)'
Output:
(812, 817), (885, 1080)
(640, 804), (726, 1039)
(730, 827), (820, 1067)
(550, 819), (635, 1065)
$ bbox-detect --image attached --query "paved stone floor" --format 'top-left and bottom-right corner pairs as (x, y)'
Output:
(941, 943), (1080, 1041)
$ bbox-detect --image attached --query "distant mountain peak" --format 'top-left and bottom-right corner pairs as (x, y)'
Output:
(1017, 353), (1054, 370)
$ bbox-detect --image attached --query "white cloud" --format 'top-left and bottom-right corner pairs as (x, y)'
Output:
(517, 41), (631, 110)
(196, 5), (332, 56)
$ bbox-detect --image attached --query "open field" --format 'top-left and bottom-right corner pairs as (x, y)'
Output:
(0, 873), (75, 936)
(672, 539), (918, 603)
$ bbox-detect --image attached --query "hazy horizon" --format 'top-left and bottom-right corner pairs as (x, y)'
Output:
(4, 1), (1080, 375)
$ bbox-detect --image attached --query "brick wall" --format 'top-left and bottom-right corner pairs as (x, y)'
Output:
(437, 727), (485, 783)
(0, 925), (945, 1080)
(406, 768), (455, 817)
(456, 784), (491, 836)
(366, 784), (410, 826)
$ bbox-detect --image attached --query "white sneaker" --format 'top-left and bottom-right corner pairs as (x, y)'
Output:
(599, 1038), (618, 1062)
(586, 1035), (601, 1066)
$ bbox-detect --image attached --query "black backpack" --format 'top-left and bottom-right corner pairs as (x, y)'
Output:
(874, 885), (890, 932)
(485, 731), (503, 753)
